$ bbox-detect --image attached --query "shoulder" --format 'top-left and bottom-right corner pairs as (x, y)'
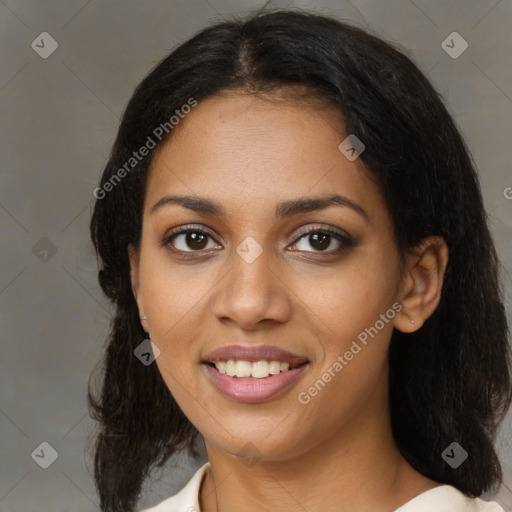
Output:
(396, 484), (505, 512)
(138, 462), (210, 512)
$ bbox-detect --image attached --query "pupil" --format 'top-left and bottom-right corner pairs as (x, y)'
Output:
(310, 233), (329, 251)
(187, 232), (207, 250)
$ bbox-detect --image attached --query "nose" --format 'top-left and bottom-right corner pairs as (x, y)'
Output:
(212, 244), (293, 330)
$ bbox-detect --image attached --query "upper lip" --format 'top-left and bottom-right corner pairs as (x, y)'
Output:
(202, 345), (309, 365)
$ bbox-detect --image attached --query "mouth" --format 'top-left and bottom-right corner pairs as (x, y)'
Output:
(203, 359), (308, 379)
(201, 344), (310, 403)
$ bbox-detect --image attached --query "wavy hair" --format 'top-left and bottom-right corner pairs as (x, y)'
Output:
(88, 8), (512, 511)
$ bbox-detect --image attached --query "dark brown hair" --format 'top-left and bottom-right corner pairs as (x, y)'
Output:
(88, 8), (512, 511)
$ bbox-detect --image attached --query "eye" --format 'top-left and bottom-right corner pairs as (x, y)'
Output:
(163, 225), (220, 253)
(162, 224), (356, 256)
(289, 226), (356, 254)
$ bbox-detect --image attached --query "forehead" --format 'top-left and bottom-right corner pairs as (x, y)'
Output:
(145, 92), (386, 222)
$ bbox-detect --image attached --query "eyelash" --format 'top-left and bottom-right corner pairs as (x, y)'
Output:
(162, 224), (356, 257)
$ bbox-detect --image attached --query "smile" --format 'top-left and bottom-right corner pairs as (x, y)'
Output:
(201, 344), (309, 403)
(212, 359), (301, 379)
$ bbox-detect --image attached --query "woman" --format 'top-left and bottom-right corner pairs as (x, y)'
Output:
(88, 8), (512, 512)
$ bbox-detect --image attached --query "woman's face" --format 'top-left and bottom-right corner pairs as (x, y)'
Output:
(130, 91), (409, 462)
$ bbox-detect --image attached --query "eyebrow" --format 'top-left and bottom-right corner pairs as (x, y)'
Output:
(150, 194), (369, 220)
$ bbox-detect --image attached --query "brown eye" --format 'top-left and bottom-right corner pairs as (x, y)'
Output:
(181, 232), (209, 250)
(163, 226), (220, 252)
(290, 226), (356, 254)
(308, 233), (331, 251)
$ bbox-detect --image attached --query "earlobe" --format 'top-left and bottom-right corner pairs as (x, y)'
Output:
(393, 236), (449, 333)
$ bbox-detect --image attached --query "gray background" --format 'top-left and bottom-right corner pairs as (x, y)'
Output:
(1, 0), (511, 510)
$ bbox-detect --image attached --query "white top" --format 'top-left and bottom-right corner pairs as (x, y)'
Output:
(139, 462), (505, 512)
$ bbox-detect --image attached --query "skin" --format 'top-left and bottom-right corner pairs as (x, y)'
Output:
(129, 90), (449, 512)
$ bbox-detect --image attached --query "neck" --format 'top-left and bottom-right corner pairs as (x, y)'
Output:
(199, 405), (438, 512)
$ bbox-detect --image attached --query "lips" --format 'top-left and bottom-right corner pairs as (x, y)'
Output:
(201, 344), (309, 403)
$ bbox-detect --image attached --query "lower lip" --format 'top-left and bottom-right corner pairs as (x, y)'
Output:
(202, 363), (309, 403)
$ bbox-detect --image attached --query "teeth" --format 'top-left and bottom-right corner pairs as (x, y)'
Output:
(226, 360), (236, 377)
(235, 360), (252, 378)
(251, 360), (269, 379)
(269, 361), (281, 374)
(214, 359), (297, 378)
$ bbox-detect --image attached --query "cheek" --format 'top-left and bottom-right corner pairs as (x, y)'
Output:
(138, 261), (219, 391)
(139, 253), (217, 335)
(296, 281), (395, 436)
(300, 247), (399, 391)
(306, 253), (398, 342)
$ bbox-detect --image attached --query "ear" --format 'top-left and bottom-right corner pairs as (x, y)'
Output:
(128, 244), (150, 333)
(393, 236), (449, 333)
